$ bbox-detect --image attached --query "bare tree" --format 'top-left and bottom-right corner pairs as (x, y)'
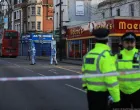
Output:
(5, 0), (13, 29)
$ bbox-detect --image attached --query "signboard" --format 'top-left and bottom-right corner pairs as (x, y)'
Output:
(76, 1), (84, 15)
(113, 19), (140, 33)
(22, 34), (53, 41)
(91, 19), (140, 34)
(66, 24), (92, 39)
(66, 18), (140, 40)
(32, 34), (52, 41)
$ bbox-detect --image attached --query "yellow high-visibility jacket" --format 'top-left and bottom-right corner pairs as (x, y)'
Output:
(82, 43), (120, 102)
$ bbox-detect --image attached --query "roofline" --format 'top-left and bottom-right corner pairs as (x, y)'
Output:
(4, 30), (18, 32)
(93, 16), (140, 22)
(98, 0), (122, 8)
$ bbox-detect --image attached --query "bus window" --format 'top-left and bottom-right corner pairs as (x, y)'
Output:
(4, 32), (18, 39)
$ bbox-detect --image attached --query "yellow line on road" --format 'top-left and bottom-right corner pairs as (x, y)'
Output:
(56, 66), (82, 74)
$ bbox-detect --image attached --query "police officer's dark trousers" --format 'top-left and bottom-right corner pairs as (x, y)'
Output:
(87, 90), (109, 110)
(120, 90), (140, 108)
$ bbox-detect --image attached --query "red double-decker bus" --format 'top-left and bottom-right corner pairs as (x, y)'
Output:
(0, 30), (19, 57)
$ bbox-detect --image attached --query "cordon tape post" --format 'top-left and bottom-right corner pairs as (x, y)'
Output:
(0, 69), (139, 82)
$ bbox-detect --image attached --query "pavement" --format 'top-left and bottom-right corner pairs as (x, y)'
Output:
(0, 57), (87, 110)
(25, 56), (82, 66)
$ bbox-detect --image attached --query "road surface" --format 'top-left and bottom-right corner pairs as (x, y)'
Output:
(0, 57), (88, 110)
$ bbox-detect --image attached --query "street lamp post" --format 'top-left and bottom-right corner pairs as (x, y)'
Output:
(56, 0), (63, 61)
(59, 0), (62, 61)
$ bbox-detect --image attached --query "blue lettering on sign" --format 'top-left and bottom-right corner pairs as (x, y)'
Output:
(33, 35), (42, 38)
(22, 34), (53, 41)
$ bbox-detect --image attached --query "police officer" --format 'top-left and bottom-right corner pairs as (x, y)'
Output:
(82, 28), (120, 110)
(30, 40), (36, 65)
(116, 32), (140, 108)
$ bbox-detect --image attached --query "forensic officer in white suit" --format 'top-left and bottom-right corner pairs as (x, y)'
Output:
(50, 47), (58, 65)
(30, 40), (36, 65)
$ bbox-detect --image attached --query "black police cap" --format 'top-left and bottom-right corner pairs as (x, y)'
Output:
(92, 28), (110, 40)
(121, 32), (136, 41)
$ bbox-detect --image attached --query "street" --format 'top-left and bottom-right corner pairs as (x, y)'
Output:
(0, 57), (88, 110)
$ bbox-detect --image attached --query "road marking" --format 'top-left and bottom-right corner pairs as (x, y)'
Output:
(14, 64), (20, 67)
(53, 71), (58, 75)
(23, 68), (34, 72)
(38, 73), (45, 76)
(48, 69), (58, 74)
(65, 84), (86, 93)
(7, 61), (20, 68)
(56, 66), (81, 74)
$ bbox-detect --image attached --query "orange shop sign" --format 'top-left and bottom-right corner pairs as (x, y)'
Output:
(67, 26), (92, 39)
(70, 28), (84, 36)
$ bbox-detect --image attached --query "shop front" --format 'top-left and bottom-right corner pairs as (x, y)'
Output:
(66, 25), (95, 59)
(107, 18), (140, 53)
(89, 17), (140, 54)
(66, 17), (140, 59)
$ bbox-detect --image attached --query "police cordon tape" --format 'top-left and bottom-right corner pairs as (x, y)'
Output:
(0, 69), (140, 82)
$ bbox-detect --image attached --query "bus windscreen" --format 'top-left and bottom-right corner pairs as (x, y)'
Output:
(4, 32), (18, 39)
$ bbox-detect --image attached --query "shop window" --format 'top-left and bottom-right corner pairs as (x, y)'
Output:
(68, 40), (82, 59)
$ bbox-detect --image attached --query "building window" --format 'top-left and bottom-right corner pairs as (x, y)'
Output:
(102, 12), (105, 18)
(28, 7), (30, 16)
(14, 12), (16, 19)
(116, 8), (120, 16)
(37, 22), (41, 30)
(37, 7), (41, 15)
(31, 7), (36, 15)
(129, 4), (134, 16)
(14, 0), (17, 5)
(31, 22), (35, 29)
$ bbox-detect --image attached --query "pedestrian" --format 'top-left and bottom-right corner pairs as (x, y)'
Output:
(116, 32), (140, 108)
(50, 47), (58, 65)
(82, 28), (120, 110)
(30, 40), (36, 65)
